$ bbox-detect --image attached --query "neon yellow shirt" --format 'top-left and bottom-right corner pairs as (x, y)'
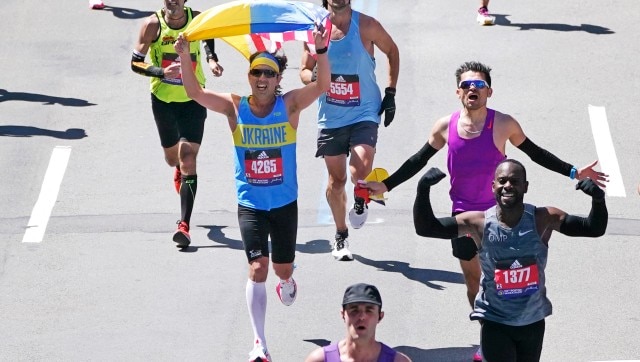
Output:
(149, 7), (205, 103)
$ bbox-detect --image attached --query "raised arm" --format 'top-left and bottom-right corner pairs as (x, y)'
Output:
(557, 179), (608, 237)
(173, 34), (235, 118)
(413, 168), (482, 238)
(505, 116), (609, 187)
(284, 23), (331, 116)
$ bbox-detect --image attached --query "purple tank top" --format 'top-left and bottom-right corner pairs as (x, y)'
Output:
(322, 342), (396, 362)
(447, 109), (505, 213)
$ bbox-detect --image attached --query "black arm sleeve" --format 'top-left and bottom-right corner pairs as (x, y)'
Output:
(559, 199), (608, 237)
(517, 138), (573, 177)
(413, 178), (459, 239)
(203, 39), (218, 62)
(131, 52), (164, 78)
(383, 142), (438, 191)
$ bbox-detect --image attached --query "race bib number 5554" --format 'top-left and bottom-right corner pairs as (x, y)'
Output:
(326, 74), (360, 107)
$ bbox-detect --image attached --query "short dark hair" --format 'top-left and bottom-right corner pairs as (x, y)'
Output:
(496, 159), (527, 180)
(455, 61), (492, 87)
(322, 0), (328, 9)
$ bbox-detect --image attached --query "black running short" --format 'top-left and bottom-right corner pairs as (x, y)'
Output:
(315, 121), (378, 157)
(481, 319), (545, 362)
(451, 211), (479, 260)
(238, 200), (298, 264)
(150, 93), (206, 148)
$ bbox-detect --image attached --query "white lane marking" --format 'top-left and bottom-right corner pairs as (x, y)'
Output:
(22, 146), (71, 243)
(588, 105), (626, 197)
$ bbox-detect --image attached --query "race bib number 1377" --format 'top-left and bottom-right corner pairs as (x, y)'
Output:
(494, 257), (540, 299)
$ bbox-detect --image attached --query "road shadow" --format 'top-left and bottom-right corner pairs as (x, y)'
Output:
(202, 225), (243, 249)
(188, 228), (335, 255)
(303, 338), (331, 347)
(179, 225), (243, 253)
(0, 89), (96, 106)
(494, 15), (614, 34)
(296, 238), (332, 254)
(354, 254), (463, 290)
(100, 6), (154, 19)
(303, 339), (478, 362)
(0, 126), (87, 139)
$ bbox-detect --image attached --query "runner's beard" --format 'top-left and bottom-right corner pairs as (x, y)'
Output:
(329, 0), (350, 11)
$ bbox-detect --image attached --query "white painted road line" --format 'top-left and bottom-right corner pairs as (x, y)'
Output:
(22, 146), (71, 243)
(588, 105), (626, 197)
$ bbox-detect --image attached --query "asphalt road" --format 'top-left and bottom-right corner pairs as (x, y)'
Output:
(1, 0), (639, 361)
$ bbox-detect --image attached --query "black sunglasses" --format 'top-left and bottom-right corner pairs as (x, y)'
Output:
(249, 69), (278, 78)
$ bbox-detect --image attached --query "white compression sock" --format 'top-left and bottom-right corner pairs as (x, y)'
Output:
(246, 279), (268, 349)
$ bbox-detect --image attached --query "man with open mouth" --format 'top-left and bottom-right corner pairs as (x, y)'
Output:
(364, 61), (608, 361)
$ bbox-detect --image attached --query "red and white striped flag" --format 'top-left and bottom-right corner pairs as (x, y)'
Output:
(222, 15), (331, 59)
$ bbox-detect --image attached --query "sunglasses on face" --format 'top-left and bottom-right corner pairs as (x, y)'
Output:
(249, 69), (278, 78)
(458, 79), (489, 89)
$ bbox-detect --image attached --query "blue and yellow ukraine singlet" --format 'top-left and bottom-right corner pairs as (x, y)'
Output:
(149, 7), (205, 103)
(233, 96), (297, 210)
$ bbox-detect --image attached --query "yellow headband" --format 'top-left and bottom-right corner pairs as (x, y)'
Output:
(250, 54), (280, 73)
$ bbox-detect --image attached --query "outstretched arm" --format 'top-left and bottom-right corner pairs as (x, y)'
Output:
(365, 117), (447, 195)
(515, 137), (609, 188)
(378, 142), (438, 192)
(558, 179), (608, 237)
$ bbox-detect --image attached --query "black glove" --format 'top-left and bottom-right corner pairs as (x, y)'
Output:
(378, 87), (396, 127)
(576, 178), (605, 200)
(418, 168), (446, 188)
(310, 66), (317, 82)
